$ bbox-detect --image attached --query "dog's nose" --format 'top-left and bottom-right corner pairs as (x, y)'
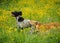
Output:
(11, 12), (15, 17)
(11, 12), (14, 14)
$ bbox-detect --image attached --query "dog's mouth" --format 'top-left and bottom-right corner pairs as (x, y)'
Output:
(11, 12), (15, 17)
(12, 14), (15, 17)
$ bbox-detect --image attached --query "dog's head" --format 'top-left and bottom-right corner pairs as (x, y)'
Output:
(11, 11), (22, 17)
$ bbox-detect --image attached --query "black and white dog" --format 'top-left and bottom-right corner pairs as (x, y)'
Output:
(11, 11), (32, 29)
(11, 11), (40, 33)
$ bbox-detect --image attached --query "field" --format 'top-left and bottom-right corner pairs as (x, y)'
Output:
(0, 0), (60, 43)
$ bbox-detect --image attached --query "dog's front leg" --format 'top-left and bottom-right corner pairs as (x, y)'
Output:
(17, 24), (23, 32)
(17, 27), (23, 32)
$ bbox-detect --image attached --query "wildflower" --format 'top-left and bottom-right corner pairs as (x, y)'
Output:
(14, 28), (17, 31)
(44, 4), (52, 10)
(20, 30), (23, 32)
(6, 27), (13, 33)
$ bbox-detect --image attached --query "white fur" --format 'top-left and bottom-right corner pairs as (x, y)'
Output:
(16, 16), (31, 28)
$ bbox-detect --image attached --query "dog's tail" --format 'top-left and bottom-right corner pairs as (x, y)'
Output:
(43, 22), (60, 29)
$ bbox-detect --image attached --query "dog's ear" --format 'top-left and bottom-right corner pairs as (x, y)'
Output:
(18, 17), (24, 22)
(11, 11), (22, 17)
(19, 11), (22, 16)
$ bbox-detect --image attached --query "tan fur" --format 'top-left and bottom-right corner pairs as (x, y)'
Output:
(29, 21), (60, 32)
(38, 22), (60, 32)
(44, 22), (60, 29)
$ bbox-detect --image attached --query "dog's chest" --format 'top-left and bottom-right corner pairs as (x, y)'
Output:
(17, 20), (30, 28)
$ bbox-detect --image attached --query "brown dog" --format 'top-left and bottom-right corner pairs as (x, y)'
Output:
(29, 22), (60, 32)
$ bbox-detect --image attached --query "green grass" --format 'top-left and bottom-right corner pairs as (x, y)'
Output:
(0, 0), (60, 43)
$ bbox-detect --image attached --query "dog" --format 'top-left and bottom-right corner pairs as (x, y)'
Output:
(12, 11), (60, 33)
(32, 22), (60, 32)
(11, 11), (41, 33)
(11, 11), (32, 29)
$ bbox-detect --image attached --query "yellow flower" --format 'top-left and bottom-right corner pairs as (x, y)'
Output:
(6, 27), (13, 33)
(21, 8), (32, 14)
(37, 9), (46, 18)
(40, 0), (45, 3)
(44, 4), (52, 10)
(57, 8), (60, 15)
(9, 27), (13, 30)
(3, 10), (8, 14)
(0, 16), (3, 21)
(14, 28), (17, 31)
(20, 30), (23, 32)
(7, 30), (12, 33)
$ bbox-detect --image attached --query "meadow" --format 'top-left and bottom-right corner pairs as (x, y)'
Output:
(0, 0), (60, 43)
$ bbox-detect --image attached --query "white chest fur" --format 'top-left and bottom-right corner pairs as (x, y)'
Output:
(18, 20), (30, 28)
(16, 16), (31, 28)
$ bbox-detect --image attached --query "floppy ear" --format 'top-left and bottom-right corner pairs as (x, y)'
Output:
(19, 11), (22, 16)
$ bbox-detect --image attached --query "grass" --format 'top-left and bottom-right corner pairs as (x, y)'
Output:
(0, 0), (60, 43)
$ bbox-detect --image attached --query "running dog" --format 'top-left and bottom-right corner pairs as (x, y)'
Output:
(11, 11), (60, 33)
(32, 22), (60, 32)
(11, 11), (32, 29)
(11, 11), (37, 29)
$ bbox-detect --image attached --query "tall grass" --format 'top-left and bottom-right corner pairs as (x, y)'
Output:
(0, 0), (60, 43)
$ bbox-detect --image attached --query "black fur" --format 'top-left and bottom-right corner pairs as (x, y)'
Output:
(18, 17), (24, 22)
(11, 11), (22, 17)
(11, 11), (33, 32)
